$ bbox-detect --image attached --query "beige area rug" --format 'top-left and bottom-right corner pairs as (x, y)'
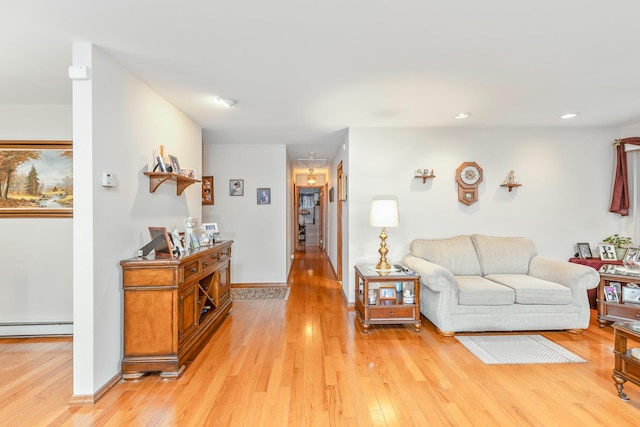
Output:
(455, 334), (586, 365)
(230, 287), (290, 301)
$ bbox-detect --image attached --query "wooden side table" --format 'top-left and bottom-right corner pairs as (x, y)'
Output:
(354, 264), (421, 332)
(612, 321), (640, 401)
(597, 266), (640, 327)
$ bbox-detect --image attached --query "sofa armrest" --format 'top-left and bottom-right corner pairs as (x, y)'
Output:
(402, 254), (457, 293)
(529, 256), (600, 291)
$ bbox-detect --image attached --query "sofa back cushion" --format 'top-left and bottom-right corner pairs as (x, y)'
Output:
(410, 236), (482, 276)
(472, 234), (537, 275)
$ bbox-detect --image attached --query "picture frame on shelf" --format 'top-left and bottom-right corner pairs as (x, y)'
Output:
(610, 281), (622, 294)
(155, 155), (168, 173)
(622, 286), (640, 304)
(598, 243), (617, 261)
(257, 188), (271, 205)
(168, 155), (181, 175)
(605, 285), (619, 303)
(202, 176), (214, 205)
(576, 242), (592, 259)
(230, 179), (244, 196)
(181, 168), (195, 178)
(379, 286), (397, 301)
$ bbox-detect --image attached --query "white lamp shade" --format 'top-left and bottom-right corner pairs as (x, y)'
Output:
(370, 198), (399, 227)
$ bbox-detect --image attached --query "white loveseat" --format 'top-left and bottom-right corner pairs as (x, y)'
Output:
(401, 234), (600, 336)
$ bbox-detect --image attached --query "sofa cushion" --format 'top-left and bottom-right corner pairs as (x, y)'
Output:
(410, 236), (482, 276)
(456, 276), (516, 306)
(485, 274), (572, 305)
(472, 234), (537, 275)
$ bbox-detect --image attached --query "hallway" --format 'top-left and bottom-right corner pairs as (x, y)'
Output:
(1, 248), (639, 425)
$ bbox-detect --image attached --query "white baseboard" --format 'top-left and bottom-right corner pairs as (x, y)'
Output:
(0, 321), (73, 337)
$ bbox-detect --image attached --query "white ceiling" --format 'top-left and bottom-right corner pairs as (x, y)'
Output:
(4, 1), (640, 171)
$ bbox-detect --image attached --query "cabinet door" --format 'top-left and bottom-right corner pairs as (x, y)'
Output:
(219, 260), (230, 301)
(179, 284), (198, 342)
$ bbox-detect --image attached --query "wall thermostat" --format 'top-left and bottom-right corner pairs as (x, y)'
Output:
(101, 172), (117, 187)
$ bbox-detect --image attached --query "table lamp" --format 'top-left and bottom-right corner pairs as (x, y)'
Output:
(370, 196), (399, 271)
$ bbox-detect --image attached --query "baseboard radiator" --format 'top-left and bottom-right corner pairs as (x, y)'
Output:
(0, 321), (73, 337)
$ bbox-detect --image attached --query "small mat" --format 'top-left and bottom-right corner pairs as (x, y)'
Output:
(455, 334), (586, 364)
(230, 287), (290, 301)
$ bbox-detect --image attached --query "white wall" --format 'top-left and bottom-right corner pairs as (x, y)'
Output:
(202, 144), (288, 284)
(343, 127), (630, 303)
(0, 105), (73, 335)
(72, 43), (202, 397)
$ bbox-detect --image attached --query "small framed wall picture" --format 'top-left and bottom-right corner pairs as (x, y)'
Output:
(598, 243), (617, 261)
(257, 188), (271, 205)
(202, 176), (214, 205)
(379, 286), (397, 301)
(168, 155), (181, 175)
(604, 285), (619, 303)
(576, 242), (591, 259)
(230, 179), (244, 196)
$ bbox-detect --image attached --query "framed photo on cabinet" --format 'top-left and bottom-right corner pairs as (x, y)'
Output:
(202, 176), (214, 205)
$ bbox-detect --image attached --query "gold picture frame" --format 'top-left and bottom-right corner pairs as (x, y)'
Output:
(0, 140), (73, 218)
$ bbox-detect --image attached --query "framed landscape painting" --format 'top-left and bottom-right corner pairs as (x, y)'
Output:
(0, 141), (73, 218)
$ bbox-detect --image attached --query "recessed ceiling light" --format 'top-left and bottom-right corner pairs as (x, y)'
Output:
(454, 112), (471, 119)
(560, 112), (579, 119)
(217, 97), (237, 108)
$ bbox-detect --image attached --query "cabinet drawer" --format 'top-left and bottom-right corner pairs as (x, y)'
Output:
(369, 306), (414, 319)
(200, 252), (219, 270)
(182, 260), (200, 282)
(607, 304), (640, 320)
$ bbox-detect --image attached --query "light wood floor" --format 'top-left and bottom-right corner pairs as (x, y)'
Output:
(2, 248), (640, 426)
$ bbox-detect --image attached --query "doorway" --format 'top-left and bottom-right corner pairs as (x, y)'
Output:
(297, 187), (324, 250)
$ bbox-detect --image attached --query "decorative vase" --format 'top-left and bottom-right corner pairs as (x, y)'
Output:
(616, 247), (627, 260)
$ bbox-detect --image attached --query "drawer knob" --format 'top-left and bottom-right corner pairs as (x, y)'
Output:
(390, 312), (395, 316)
(636, 314), (640, 318)
(189, 268), (197, 273)
(203, 262), (209, 267)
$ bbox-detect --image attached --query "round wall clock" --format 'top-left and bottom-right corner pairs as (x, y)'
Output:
(455, 162), (483, 205)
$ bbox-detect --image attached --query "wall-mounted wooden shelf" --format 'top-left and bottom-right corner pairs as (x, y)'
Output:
(414, 174), (436, 183)
(500, 183), (522, 192)
(144, 172), (201, 195)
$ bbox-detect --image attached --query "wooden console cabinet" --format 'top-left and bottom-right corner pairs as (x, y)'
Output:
(120, 241), (233, 380)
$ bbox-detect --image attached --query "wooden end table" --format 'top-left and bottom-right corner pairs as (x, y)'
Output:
(354, 264), (421, 332)
(612, 321), (640, 401)
(597, 265), (640, 327)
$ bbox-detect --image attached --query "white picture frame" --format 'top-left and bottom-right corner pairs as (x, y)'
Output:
(622, 287), (640, 304)
(599, 243), (617, 261)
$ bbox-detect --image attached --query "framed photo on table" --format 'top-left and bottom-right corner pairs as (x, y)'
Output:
(622, 287), (640, 304)
(379, 286), (397, 301)
(605, 285), (619, 303)
(598, 244), (617, 261)
(576, 242), (592, 259)
(622, 247), (640, 266)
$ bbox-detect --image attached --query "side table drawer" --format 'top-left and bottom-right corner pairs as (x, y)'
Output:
(370, 306), (414, 319)
(607, 304), (640, 320)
